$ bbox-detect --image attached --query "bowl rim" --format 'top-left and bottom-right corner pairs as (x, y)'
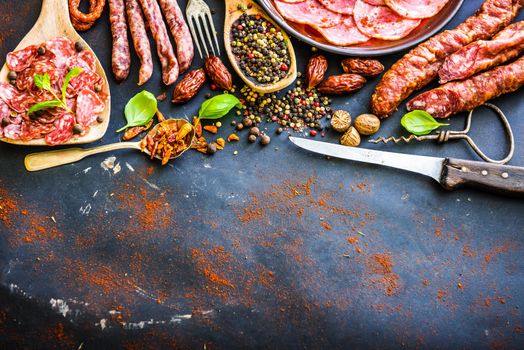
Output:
(257, 0), (464, 57)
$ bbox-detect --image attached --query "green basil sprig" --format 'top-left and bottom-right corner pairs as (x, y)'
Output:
(198, 94), (242, 120)
(28, 67), (83, 115)
(401, 110), (449, 136)
(117, 90), (157, 132)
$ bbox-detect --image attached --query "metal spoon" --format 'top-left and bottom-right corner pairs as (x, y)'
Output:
(24, 119), (195, 171)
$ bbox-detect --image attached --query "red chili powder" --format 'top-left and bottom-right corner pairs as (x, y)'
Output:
(366, 253), (400, 296)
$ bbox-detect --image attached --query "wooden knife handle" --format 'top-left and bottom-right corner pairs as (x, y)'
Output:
(440, 158), (524, 197)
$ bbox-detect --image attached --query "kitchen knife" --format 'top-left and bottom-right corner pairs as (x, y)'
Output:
(289, 137), (524, 197)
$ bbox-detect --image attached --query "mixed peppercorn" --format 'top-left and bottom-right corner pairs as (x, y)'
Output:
(230, 13), (291, 84)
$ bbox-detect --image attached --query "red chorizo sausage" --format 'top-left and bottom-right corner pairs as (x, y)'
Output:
(370, 0), (521, 118)
(407, 56), (524, 118)
(138, 0), (179, 85)
(126, 0), (154, 85)
(158, 0), (194, 73)
(439, 21), (524, 83)
(108, 0), (131, 82)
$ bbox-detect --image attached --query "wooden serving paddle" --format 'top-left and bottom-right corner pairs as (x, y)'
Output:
(0, 0), (111, 146)
(223, 0), (297, 93)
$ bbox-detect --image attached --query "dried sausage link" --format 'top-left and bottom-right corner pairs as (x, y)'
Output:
(158, 0), (194, 73)
(109, 0), (131, 82)
(370, 0), (522, 118)
(126, 0), (154, 85)
(407, 56), (524, 119)
(69, 0), (106, 31)
(139, 0), (179, 85)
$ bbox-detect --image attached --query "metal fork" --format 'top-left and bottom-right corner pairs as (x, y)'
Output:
(186, 0), (220, 59)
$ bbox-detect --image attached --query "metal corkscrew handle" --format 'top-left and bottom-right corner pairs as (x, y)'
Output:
(369, 103), (515, 164)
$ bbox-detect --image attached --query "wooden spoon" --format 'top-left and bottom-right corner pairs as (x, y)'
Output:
(24, 119), (195, 171)
(223, 0), (297, 93)
(0, 0), (111, 146)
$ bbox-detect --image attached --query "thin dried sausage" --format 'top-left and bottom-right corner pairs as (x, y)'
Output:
(407, 56), (524, 118)
(109, 0), (131, 82)
(370, 0), (521, 118)
(126, 0), (154, 85)
(139, 0), (179, 85)
(158, 0), (194, 73)
(439, 20), (524, 83)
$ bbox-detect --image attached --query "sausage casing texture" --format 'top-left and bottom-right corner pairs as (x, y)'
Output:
(407, 56), (524, 119)
(158, 0), (194, 73)
(370, 0), (522, 118)
(109, 0), (131, 82)
(126, 0), (153, 85)
(439, 20), (524, 83)
(138, 0), (179, 85)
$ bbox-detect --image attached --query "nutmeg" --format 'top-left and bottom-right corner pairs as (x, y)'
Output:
(354, 114), (380, 135)
(340, 126), (361, 147)
(330, 110), (351, 133)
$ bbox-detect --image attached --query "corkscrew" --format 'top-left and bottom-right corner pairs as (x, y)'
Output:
(369, 103), (515, 164)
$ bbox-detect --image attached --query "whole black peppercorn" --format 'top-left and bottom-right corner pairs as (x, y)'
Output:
(207, 143), (217, 155)
(7, 71), (17, 80)
(73, 124), (84, 135)
(1, 117), (10, 127)
(276, 127), (283, 135)
(75, 41), (84, 52)
(96, 116), (104, 123)
(37, 46), (46, 55)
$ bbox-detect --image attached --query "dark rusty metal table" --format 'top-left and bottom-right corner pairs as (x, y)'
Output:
(0, 1), (523, 348)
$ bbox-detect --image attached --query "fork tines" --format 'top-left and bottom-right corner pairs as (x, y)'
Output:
(186, 0), (220, 59)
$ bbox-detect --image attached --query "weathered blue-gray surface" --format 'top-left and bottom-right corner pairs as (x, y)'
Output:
(0, 0), (523, 348)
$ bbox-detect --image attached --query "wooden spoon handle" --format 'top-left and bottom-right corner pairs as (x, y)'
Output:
(40, 0), (70, 24)
(24, 142), (141, 172)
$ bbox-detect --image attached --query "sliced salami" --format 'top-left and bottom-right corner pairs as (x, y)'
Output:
(67, 71), (103, 97)
(6, 45), (38, 72)
(317, 16), (370, 46)
(274, 0), (344, 28)
(384, 0), (450, 19)
(362, 0), (385, 4)
(0, 100), (10, 121)
(353, 0), (421, 40)
(2, 123), (21, 140)
(46, 37), (76, 70)
(76, 89), (105, 127)
(280, 0), (306, 2)
(45, 112), (75, 146)
(67, 50), (97, 72)
(318, 0), (356, 15)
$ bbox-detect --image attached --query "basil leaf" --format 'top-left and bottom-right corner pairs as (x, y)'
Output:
(34, 73), (51, 91)
(401, 110), (449, 136)
(61, 67), (83, 103)
(198, 94), (242, 120)
(117, 90), (157, 132)
(27, 100), (64, 115)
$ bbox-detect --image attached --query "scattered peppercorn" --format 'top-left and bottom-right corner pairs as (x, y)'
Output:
(230, 13), (291, 84)
(94, 85), (102, 93)
(9, 80), (16, 86)
(96, 116), (104, 123)
(243, 118), (253, 127)
(7, 71), (17, 80)
(1, 118), (10, 127)
(276, 127), (283, 134)
(72, 124), (84, 135)
(236, 123), (244, 131)
(207, 143), (217, 154)
(249, 127), (260, 136)
(248, 134), (257, 143)
(75, 41), (84, 52)
(37, 46), (46, 55)
(260, 134), (271, 145)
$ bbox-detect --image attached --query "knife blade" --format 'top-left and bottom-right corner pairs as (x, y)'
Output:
(289, 137), (524, 197)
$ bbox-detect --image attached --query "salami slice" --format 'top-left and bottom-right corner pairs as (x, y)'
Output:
(67, 50), (97, 72)
(2, 124), (21, 140)
(353, 0), (421, 40)
(318, 0), (356, 15)
(6, 45), (38, 72)
(76, 89), (105, 127)
(316, 16), (370, 46)
(362, 0), (385, 4)
(45, 112), (75, 146)
(274, 0), (344, 28)
(0, 82), (30, 113)
(0, 100), (10, 121)
(384, 0), (450, 19)
(46, 37), (76, 70)
(67, 71), (103, 97)
(280, 0), (306, 2)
